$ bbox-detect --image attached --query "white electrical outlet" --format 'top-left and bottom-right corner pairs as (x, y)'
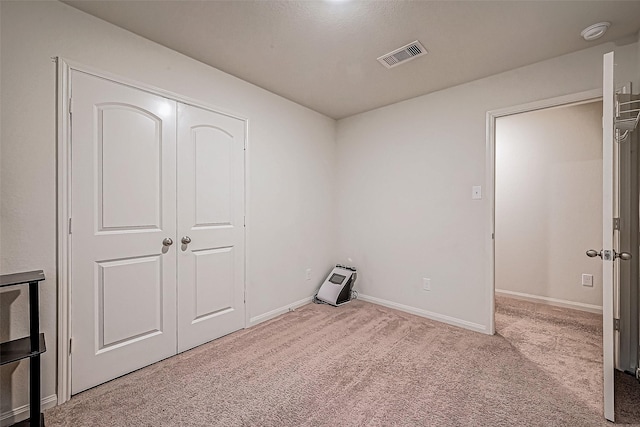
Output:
(581, 274), (593, 287)
(305, 268), (312, 281)
(422, 278), (431, 291)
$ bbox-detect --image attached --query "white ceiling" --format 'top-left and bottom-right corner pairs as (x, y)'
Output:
(63, 0), (640, 119)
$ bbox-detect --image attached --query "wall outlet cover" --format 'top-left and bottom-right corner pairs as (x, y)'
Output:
(422, 278), (431, 291)
(581, 273), (593, 287)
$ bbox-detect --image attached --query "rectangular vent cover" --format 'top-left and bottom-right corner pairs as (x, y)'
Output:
(377, 41), (428, 69)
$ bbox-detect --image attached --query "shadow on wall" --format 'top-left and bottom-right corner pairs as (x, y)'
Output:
(0, 290), (21, 413)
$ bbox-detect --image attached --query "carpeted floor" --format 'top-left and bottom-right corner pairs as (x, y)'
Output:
(45, 297), (640, 426)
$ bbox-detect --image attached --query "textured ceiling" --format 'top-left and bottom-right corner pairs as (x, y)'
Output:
(63, 0), (640, 119)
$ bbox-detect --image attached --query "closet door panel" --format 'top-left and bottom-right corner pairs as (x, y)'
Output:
(99, 106), (162, 229)
(194, 126), (233, 226)
(177, 103), (246, 353)
(71, 71), (178, 394)
(193, 247), (234, 318)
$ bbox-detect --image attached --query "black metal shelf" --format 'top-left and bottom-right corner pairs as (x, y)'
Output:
(10, 414), (44, 427)
(0, 270), (45, 287)
(0, 270), (46, 427)
(0, 334), (46, 366)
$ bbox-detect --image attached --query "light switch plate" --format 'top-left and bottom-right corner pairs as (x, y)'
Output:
(581, 274), (593, 287)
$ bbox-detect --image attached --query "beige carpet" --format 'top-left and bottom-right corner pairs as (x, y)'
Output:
(45, 297), (640, 426)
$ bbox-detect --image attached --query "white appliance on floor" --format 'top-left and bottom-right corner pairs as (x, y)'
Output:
(315, 265), (357, 306)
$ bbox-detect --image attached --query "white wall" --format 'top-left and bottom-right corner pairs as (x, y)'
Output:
(495, 102), (603, 309)
(335, 40), (638, 332)
(0, 0), (336, 420)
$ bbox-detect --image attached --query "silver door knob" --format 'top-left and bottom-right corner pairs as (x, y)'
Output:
(617, 251), (632, 261)
(181, 236), (191, 245)
(162, 238), (173, 247)
(586, 249), (601, 258)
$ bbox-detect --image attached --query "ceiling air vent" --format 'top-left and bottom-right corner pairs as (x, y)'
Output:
(377, 41), (428, 69)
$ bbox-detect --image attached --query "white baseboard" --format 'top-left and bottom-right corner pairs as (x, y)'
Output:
(248, 296), (313, 327)
(0, 394), (57, 427)
(358, 294), (489, 334)
(495, 289), (603, 314)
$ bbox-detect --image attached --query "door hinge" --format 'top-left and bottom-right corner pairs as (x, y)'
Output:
(69, 337), (73, 355)
(69, 98), (73, 115)
(614, 217), (621, 230)
(614, 318), (620, 331)
(492, 233), (495, 240)
(68, 217), (72, 234)
(244, 215), (246, 227)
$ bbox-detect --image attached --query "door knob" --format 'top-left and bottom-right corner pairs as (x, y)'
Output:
(181, 236), (191, 245)
(616, 251), (632, 261)
(162, 238), (173, 247)
(586, 249), (601, 258)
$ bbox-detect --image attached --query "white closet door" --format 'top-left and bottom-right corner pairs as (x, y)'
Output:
(176, 103), (246, 352)
(71, 71), (178, 394)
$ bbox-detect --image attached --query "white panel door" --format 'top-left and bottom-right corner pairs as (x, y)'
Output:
(602, 51), (617, 422)
(176, 103), (245, 352)
(71, 71), (178, 394)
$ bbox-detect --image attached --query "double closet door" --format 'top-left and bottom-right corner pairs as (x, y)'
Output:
(70, 71), (245, 394)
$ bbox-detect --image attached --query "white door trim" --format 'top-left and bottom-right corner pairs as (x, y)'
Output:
(485, 88), (603, 335)
(56, 57), (249, 404)
(602, 52), (615, 421)
(56, 57), (72, 406)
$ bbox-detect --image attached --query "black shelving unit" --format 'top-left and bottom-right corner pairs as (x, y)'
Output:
(0, 270), (46, 427)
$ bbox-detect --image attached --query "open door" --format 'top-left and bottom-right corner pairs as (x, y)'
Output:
(593, 51), (636, 422)
(602, 50), (617, 423)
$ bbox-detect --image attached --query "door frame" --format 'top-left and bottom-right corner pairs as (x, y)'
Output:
(485, 88), (603, 335)
(56, 58), (250, 404)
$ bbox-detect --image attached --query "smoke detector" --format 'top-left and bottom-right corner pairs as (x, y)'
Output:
(581, 22), (610, 41)
(377, 41), (428, 69)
